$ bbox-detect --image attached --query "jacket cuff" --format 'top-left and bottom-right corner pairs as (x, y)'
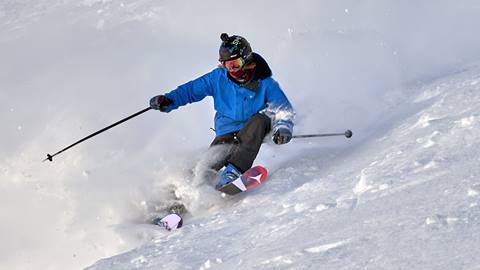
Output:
(272, 122), (293, 134)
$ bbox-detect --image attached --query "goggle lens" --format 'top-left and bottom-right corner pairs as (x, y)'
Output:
(223, 57), (244, 72)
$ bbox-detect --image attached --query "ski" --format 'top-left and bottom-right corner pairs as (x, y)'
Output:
(153, 213), (183, 231)
(152, 203), (185, 230)
(152, 166), (268, 230)
(218, 165), (268, 195)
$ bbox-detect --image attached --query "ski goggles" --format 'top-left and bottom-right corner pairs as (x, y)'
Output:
(222, 57), (245, 72)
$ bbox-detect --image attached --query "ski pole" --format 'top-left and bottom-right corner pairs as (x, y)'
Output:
(292, 129), (353, 139)
(43, 107), (152, 162)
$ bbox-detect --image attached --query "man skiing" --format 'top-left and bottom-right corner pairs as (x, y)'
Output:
(150, 33), (294, 190)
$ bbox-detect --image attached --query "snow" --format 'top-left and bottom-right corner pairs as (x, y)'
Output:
(1, 1), (480, 270)
(304, 239), (352, 254)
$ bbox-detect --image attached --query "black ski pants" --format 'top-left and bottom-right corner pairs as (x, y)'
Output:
(210, 113), (271, 173)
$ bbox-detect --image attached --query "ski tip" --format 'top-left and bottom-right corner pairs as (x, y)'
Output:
(153, 213), (183, 231)
(253, 165), (268, 176)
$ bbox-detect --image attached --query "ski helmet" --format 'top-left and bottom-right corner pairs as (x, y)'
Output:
(219, 33), (252, 62)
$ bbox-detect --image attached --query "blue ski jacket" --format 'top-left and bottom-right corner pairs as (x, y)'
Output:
(163, 55), (294, 136)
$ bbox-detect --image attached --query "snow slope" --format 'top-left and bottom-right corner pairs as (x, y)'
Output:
(1, 1), (480, 269)
(87, 67), (480, 270)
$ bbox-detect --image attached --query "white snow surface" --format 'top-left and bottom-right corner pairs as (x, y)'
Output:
(1, 1), (480, 269)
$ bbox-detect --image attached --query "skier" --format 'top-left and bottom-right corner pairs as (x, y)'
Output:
(150, 33), (294, 190)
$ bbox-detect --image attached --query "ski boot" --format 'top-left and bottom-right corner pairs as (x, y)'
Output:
(215, 163), (241, 190)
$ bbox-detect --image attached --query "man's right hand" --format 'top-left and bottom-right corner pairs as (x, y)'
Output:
(150, 95), (173, 111)
(272, 127), (292, 145)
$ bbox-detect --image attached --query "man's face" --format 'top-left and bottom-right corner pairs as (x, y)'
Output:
(222, 57), (244, 73)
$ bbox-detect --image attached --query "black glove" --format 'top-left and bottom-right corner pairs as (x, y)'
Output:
(273, 127), (292, 145)
(150, 95), (173, 111)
